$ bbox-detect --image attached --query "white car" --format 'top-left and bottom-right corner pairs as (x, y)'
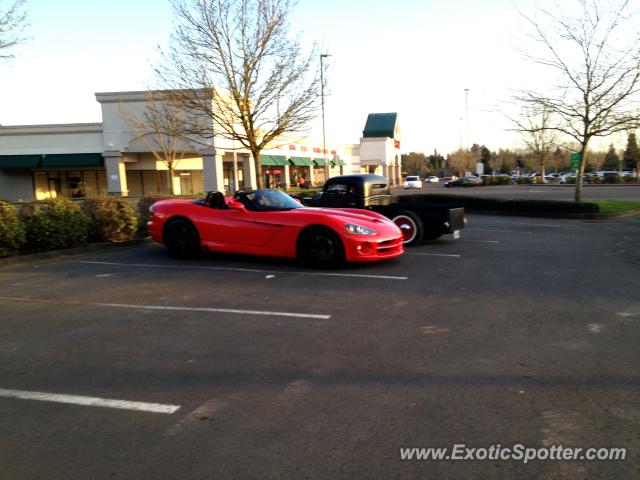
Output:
(560, 172), (576, 184)
(424, 176), (440, 183)
(403, 176), (422, 189)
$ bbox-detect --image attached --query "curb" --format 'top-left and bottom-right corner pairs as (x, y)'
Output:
(0, 238), (155, 268)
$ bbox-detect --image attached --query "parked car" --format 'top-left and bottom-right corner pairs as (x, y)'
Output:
(148, 189), (404, 267)
(403, 175), (422, 189)
(560, 172), (576, 184)
(424, 176), (440, 183)
(444, 176), (482, 188)
(545, 173), (561, 183)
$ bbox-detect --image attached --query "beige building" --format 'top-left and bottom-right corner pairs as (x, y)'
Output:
(0, 91), (401, 202)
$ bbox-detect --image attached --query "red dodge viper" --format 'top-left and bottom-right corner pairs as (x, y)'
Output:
(148, 189), (404, 267)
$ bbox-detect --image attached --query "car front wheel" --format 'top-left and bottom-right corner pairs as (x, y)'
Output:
(164, 219), (201, 259)
(298, 227), (345, 268)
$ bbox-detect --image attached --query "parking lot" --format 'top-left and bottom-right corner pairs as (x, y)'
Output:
(1, 214), (639, 479)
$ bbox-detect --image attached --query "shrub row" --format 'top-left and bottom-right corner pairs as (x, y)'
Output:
(0, 197), (139, 257)
(482, 176), (512, 186)
(395, 193), (600, 214)
(0, 200), (25, 257)
(137, 194), (171, 236)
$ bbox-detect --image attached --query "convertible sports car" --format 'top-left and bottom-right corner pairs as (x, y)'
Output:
(147, 189), (404, 267)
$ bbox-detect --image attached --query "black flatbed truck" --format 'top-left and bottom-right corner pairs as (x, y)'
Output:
(306, 174), (465, 245)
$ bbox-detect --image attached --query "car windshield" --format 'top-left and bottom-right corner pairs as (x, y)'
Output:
(240, 189), (303, 211)
(406, 176), (419, 181)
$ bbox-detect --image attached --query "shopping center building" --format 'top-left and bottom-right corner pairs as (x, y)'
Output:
(0, 90), (402, 202)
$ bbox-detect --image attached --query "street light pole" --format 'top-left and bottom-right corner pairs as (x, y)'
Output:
(320, 53), (331, 182)
(464, 88), (470, 152)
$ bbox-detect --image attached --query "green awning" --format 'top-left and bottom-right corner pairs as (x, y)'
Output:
(0, 155), (42, 169)
(260, 155), (287, 166)
(289, 156), (313, 166)
(363, 112), (398, 138)
(41, 153), (103, 167)
(313, 158), (327, 166)
(338, 159), (346, 166)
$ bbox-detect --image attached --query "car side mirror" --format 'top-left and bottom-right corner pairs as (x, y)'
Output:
(228, 201), (247, 212)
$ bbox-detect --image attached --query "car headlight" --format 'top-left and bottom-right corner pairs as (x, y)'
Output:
(345, 223), (377, 235)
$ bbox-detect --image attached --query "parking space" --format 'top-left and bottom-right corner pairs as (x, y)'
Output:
(1, 214), (640, 479)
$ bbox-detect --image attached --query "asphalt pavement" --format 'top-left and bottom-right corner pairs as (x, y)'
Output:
(1, 214), (639, 479)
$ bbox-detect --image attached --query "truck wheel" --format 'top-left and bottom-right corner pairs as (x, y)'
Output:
(391, 211), (424, 246)
(298, 227), (345, 268)
(164, 219), (201, 259)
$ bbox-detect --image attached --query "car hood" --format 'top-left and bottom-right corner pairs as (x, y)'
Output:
(298, 207), (393, 226)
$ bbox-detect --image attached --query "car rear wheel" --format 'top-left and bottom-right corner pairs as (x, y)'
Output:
(391, 211), (424, 246)
(298, 227), (345, 268)
(164, 219), (201, 259)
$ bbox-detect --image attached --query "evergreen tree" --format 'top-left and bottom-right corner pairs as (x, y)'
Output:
(602, 144), (620, 170)
(623, 132), (639, 172)
(427, 150), (445, 172)
(480, 145), (492, 172)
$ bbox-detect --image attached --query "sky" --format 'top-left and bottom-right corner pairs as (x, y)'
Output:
(0, 0), (622, 155)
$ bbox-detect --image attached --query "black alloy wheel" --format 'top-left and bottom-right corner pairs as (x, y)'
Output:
(298, 227), (345, 268)
(165, 219), (201, 259)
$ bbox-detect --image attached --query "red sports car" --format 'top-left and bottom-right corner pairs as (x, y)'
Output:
(148, 190), (404, 267)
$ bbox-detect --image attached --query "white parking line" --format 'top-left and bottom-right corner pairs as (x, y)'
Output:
(0, 388), (180, 414)
(0, 296), (331, 320)
(405, 253), (461, 258)
(72, 261), (408, 281)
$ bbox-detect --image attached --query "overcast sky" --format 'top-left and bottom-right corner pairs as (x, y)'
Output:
(0, 0), (623, 154)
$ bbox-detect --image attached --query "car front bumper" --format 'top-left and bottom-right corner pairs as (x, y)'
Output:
(343, 235), (404, 262)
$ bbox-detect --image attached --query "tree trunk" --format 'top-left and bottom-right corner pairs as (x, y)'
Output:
(252, 150), (264, 189)
(168, 163), (175, 195)
(574, 144), (589, 202)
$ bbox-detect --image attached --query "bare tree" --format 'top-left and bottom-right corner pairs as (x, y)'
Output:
(516, 0), (640, 201)
(155, 0), (321, 189)
(0, 0), (27, 60)
(446, 148), (480, 176)
(513, 105), (557, 178)
(121, 92), (194, 195)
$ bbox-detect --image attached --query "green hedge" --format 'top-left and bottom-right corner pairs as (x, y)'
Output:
(482, 176), (512, 186)
(0, 200), (25, 257)
(82, 197), (138, 242)
(137, 195), (172, 236)
(18, 198), (91, 252)
(395, 193), (600, 214)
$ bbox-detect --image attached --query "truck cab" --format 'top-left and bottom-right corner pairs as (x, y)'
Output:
(311, 174), (391, 208)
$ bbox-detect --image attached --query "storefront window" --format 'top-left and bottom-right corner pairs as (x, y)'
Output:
(33, 170), (105, 199)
